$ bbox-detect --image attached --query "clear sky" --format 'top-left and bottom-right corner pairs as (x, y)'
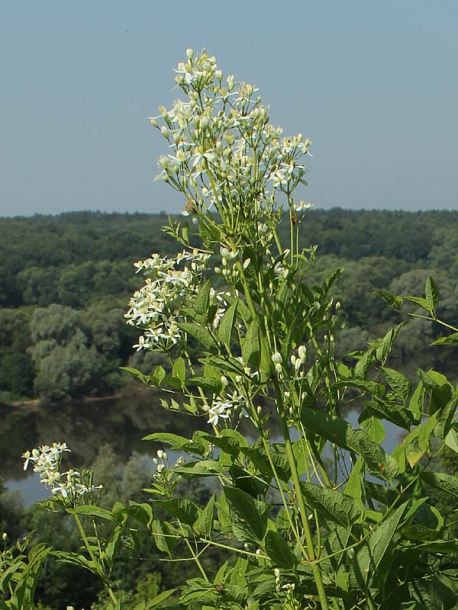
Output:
(1, 0), (457, 216)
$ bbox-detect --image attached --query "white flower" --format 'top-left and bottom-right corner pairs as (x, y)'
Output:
(22, 443), (101, 501)
(294, 201), (313, 213)
(125, 250), (210, 352)
(207, 401), (231, 426)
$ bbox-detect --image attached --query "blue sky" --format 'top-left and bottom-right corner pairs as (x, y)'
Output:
(1, 1), (457, 216)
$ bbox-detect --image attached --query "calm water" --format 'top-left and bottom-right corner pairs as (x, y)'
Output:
(1, 388), (204, 505)
(1, 391), (403, 506)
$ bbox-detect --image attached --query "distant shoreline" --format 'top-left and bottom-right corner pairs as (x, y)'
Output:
(0, 393), (122, 412)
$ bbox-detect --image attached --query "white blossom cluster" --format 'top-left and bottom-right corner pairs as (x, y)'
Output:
(22, 443), (102, 501)
(150, 49), (312, 226)
(125, 249), (210, 351)
(205, 390), (247, 426)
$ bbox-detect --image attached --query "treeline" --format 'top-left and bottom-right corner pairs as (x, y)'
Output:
(1, 209), (458, 402)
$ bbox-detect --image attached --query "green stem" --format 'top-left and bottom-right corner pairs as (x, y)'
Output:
(273, 383), (330, 610)
(177, 520), (209, 582)
(72, 513), (118, 607)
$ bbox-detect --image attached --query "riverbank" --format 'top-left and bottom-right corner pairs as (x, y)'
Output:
(0, 392), (123, 412)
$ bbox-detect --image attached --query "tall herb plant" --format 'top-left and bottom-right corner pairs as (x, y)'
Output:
(122, 50), (458, 609)
(18, 50), (458, 609)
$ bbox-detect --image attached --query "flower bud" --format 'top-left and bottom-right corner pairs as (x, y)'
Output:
(271, 352), (282, 364)
(298, 345), (306, 363)
(186, 48), (194, 60)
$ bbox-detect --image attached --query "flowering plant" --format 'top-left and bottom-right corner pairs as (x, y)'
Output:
(13, 51), (458, 609)
(120, 51), (458, 609)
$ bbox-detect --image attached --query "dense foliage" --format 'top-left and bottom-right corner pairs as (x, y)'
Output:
(2, 49), (458, 610)
(1, 207), (458, 403)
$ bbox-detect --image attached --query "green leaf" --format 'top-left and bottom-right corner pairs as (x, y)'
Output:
(300, 482), (364, 529)
(206, 354), (246, 377)
(404, 501), (444, 540)
(421, 471), (458, 497)
(425, 276), (439, 316)
(409, 576), (456, 610)
(154, 498), (199, 527)
(239, 446), (273, 479)
(142, 432), (190, 449)
(381, 367), (412, 403)
(301, 408), (398, 480)
(413, 539), (458, 553)
(365, 397), (414, 430)
(404, 296), (432, 312)
(332, 377), (385, 397)
(194, 279), (212, 317)
(172, 357), (186, 382)
(432, 332), (458, 345)
(187, 376), (222, 392)
(445, 427), (458, 453)
(217, 301), (238, 345)
(352, 502), (407, 588)
(120, 366), (149, 384)
(152, 520), (178, 555)
(223, 487), (271, 543)
(153, 365), (166, 384)
(434, 394), (458, 439)
(68, 505), (116, 522)
(242, 319), (261, 369)
(264, 531), (298, 568)
(229, 464), (268, 498)
(118, 502), (153, 527)
(173, 460), (225, 477)
(345, 457), (364, 503)
(202, 431), (245, 458)
(146, 588), (177, 608)
(195, 495), (215, 536)
(364, 482), (398, 507)
(359, 412), (386, 443)
(322, 268), (344, 294)
(408, 380), (425, 422)
(375, 324), (404, 364)
(375, 290), (403, 310)
(406, 446), (425, 468)
(354, 347), (376, 379)
(178, 322), (217, 351)
(53, 551), (100, 575)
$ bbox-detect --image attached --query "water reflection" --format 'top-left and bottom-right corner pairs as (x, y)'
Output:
(1, 387), (404, 506)
(1, 387), (206, 504)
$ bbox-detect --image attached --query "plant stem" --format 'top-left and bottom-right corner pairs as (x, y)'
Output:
(273, 383), (330, 610)
(72, 513), (118, 607)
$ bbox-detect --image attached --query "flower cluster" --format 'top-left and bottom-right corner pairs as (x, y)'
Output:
(22, 443), (101, 501)
(125, 249), (210, 351)
(150, 50), (312, 234)
(205, 391), (247, 426)
(153, 449), (168, 474)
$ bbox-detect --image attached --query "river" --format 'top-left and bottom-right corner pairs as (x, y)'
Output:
(1, 386), (204, 505)
(1, 388), (404, 506)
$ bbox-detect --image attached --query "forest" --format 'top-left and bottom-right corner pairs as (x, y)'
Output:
(1, 208), (458, 404)
(1, 207), (458, 609)
(3, 43), (458, 609)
